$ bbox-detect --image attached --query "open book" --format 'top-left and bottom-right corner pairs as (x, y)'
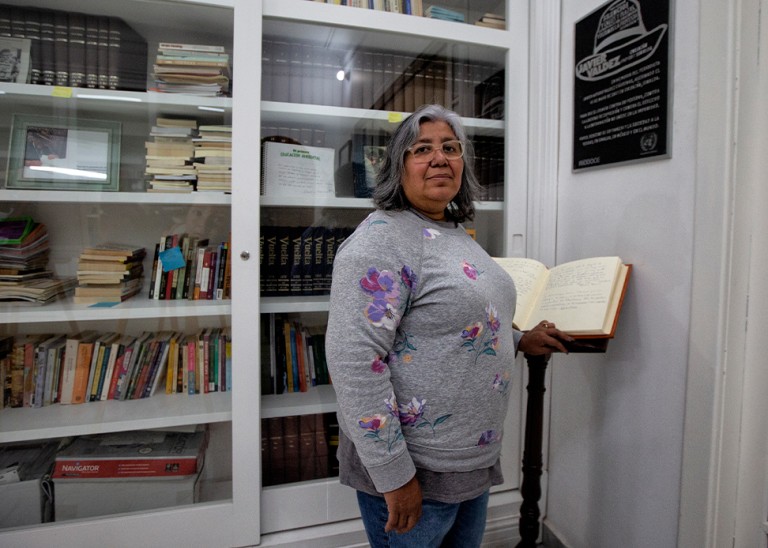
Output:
(493, 256), (630, 338)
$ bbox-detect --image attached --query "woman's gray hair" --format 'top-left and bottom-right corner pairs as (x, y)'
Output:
(372, 104), (481, 223)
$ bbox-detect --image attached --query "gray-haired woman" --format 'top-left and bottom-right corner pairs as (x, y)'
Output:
(326, 104), (571, 547)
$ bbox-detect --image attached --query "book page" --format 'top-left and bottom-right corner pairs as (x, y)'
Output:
(492, 257), (549, 329)
(529, 256), (622, 334)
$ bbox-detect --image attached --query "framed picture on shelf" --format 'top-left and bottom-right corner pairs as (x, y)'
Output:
(0, 37), (31, 84)
(6, 114), (121, 191)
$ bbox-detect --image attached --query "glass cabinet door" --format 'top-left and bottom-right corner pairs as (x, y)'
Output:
(0, 1), (257, 545)
(245, 0), (527, 535)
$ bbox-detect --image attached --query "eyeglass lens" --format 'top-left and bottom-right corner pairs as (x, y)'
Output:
(410, 141), (463, 162)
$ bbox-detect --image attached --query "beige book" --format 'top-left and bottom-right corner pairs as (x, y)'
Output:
(493, 255), (630, 337)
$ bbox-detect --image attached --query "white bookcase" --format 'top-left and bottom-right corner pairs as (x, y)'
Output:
(0, 0), (529, 545)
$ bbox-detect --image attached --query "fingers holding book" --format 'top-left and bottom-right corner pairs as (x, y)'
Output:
(518, 320), (574, 355)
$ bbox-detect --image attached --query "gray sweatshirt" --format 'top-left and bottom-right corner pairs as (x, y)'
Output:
(326, 209), (522, 495)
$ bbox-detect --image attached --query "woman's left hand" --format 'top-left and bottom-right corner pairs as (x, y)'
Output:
(518, 320), (574, 355)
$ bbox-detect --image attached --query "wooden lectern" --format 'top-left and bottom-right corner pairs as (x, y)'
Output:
(516, 339), (612, 547)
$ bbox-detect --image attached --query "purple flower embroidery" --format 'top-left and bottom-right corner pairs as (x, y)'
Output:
(477, 430), (500, 446)
(423, 228), (441, 239)
(400, 265), (418, 290)
(361, 267), (398, 296)
(359, 414), (387, 433)
(398, 397), (427, 426)
(360, 267), (401, 329)
(462, 260), (481, 280)
(486, 303), (500, 332)
(492, 371), (511, 394)
(360, 399), (403, 453)
(461, 322), (484, 342)
(397, 396), (452, 433)
(384, 392), (399, 418)
(371, 355), (388, 374)
(461, 303), (501, 365)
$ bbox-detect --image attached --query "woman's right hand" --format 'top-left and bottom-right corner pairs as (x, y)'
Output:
(383, 475), (423, 534)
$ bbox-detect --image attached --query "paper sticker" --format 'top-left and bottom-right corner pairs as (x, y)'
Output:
(159, 246), (186, 272)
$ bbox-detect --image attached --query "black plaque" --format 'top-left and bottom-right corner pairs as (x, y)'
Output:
(573, 0), (671, 171)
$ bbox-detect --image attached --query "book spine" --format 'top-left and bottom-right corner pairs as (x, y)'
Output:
(52, 10), (68, 86)
(215, 242), (228, 299)
(68, 12), (86, 87)
(84, 14), (99, 88)
(53, 457), (200, 478)
(22, 342), (36, 407)
(71, 342), (95, 404)
(39, 9), (56, 85)
(24, 8), (42, 85)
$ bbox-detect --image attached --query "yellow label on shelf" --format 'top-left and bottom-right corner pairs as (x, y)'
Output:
(387, 112), (403, 123)
(51, 87), (73, 98)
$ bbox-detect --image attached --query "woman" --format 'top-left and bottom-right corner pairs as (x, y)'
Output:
(326, 104), (572, 547)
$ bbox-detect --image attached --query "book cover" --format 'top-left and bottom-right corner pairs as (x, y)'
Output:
(261, 142), (335, 198)
(52, 429), (208, 479)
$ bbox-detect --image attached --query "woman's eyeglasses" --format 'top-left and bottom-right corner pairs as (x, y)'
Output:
(407, 140), (464, 163)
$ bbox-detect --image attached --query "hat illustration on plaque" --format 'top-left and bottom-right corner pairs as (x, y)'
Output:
(575, 0), (667, 82)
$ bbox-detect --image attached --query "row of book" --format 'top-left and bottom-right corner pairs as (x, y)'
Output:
(260, 225), (354, 297)
(0, 4), (147, 90)
(0, 327), (231, 410)
(151, 42), (231, 97)
(148, 233), (231, 301)
(474, 136), (506, 202)
(261, 315), (331, 396)
(261, 413), (339, 486)
(309, 0), (423, 14)
(260, 38), (504, 118)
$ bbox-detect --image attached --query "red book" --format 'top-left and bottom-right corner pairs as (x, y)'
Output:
(198, 248), (212, 300)
(52, 430), (208, 479)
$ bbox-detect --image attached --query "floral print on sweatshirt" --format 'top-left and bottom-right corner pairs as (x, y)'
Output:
(461, 303), (501, 365)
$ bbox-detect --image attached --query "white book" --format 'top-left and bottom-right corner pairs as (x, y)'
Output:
(261, 142), (336, 198)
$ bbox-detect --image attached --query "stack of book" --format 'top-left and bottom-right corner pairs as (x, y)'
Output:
(74, 244), (146, 304)
(0, 217), (76, 304)
(475, 13), (505, 29)
(151, 42), (231, 97)
(193, 125), (232, 192)
(424, 5), (465, 22)
(145, 117), (199, 193)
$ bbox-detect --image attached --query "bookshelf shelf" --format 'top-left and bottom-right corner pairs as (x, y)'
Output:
(0, 83), (233, 115)
(261, 101), (505, 136)
(0, 392), (231, 444)
(261, 384), (337, 418)
(0, 189), (231, 205)
(0, 297), (230, 324)
(260, 295), (330, 313)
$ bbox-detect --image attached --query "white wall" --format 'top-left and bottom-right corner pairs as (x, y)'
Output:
(542, 0), (701, 545)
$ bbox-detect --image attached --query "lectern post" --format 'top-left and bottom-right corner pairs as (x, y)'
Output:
(516, 352), (550, 548)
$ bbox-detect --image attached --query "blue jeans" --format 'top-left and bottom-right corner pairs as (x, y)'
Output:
(356, 490), (490, 548)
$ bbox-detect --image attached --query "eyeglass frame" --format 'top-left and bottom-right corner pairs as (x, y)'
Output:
(406, 139), (465, 163)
